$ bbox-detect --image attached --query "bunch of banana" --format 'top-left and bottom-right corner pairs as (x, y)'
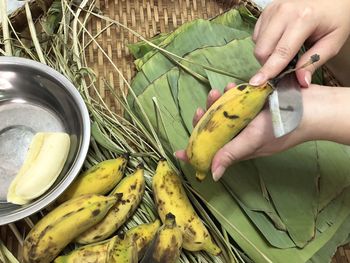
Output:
(152, 160), (221, 255)
(53, 220), (160, 262)
(108, 233), (138, 263)
(186, 83), (273, 181)
(57, 155), (128, 203)
(23, 194), (117, 263)
(75, 166), (146, 244)
(53, 236), (117, 263)
(7, 132), (70, 205)
(126, 219), (161, 258)
(140, 213), (183, 263)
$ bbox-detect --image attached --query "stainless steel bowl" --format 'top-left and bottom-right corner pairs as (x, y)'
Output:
(0, 57), (90, 225)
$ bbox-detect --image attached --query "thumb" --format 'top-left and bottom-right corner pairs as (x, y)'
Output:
(211, 135), (255, 181)
(296, 32), (345, 87)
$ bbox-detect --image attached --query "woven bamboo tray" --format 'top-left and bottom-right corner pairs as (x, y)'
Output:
(0, 0), (348, 262)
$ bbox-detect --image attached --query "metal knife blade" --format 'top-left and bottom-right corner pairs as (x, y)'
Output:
(268, 57), (303, 138)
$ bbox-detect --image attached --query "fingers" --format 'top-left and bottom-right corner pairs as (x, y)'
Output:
(250, 20), (316, 86)
(224, 82), (236, 93)
(211, 133), (257, 181)
(295, 30), (346, 87)
(192, 107), (204, 127)
(174, 150), (189, 162)
(253, 14), (287, 64)
(206, 89), (221, 109)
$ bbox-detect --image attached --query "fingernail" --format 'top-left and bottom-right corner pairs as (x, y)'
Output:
(304, 71), (311, 87)
(249, 72), (266, 86)
(212, 166), (226, 182)
(173, 151), (177, 157)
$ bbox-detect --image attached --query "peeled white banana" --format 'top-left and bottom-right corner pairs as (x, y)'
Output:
(7, 132), (70, 205)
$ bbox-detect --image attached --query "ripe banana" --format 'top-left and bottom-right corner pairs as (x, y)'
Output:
(152, 160), (221, 255)
(53, 236), (117, 263)
(127, 219), (161, 258)
(186, 83), (273, 181)
(75, 166), (146, 244)
(140, 213), (183, 263)
(57, 155), (128, 203)
(23, 194), (117, 263)
(53, 220), (160, 263)
(108, 233), (138, 263)
(7, 132), (70, 205)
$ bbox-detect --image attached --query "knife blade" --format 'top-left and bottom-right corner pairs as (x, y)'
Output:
(268, 56), (303, 138)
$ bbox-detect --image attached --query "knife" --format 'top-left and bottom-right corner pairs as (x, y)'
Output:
(268, 54), (319, 138)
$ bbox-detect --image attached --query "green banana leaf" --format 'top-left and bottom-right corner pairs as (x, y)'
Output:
(307, 215), (350, 263)
(211, 5), (256, 32)
(252, 142), (319, 248)
(128, 9), (254, 109)
(127, 32), (169, 59)
(135, 69), (188, 155)
(316, 142), (350, 210)
(132, 8), (254, 69)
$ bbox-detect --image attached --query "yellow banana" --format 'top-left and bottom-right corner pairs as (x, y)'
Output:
(108, 233), (138, 263)
(127, 219), (161, 258)
(152, 160), (221, 255)
(53, 220), (160, 263)
(23, 194), (117, 263)
(186, 83), (273, 181)
(53, 236), (117, 263)
(140, 213), (182, 263)
(75, 166), (146, 244)
(57, 155), (128, 203)
(7, 132), (70, 205)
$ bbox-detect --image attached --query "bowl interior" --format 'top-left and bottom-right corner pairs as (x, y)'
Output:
(0, 58), (90, 224)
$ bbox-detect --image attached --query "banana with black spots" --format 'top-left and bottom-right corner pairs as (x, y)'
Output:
(75, 166), (145, 244)
(140, 213), (182, 263)
(152, 160), (221, 255)
(23, 194), (117, 263)
(127, 219), (161, 258)
(186, 83), (273, 181)
(57, 155), (128, 203)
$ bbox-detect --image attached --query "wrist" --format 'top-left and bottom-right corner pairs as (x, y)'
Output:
(298, 84), (350, 144)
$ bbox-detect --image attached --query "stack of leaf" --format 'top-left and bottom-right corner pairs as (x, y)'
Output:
(127, 6), (350, 263)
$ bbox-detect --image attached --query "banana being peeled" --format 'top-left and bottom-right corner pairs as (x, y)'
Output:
(152, 160), (221, 255)
(127, 219), (161, 258)
(140, 213), (182, 263)
(186, 83), (273, 181)
(75, 166), (146, 244)
(23, 194), (117, 263)
(57, 155), (128, 203)
(7, 132), (70, 205)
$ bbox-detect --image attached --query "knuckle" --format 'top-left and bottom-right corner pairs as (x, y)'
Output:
(254, 47), (269, 62)
(274, 45), (291, 60)
(298, 6), (313, 20)
(220, 149), (239, 166)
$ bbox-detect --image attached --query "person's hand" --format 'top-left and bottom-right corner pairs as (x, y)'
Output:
(250, 0), (350, 87)
(175, 83), (350, 181)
